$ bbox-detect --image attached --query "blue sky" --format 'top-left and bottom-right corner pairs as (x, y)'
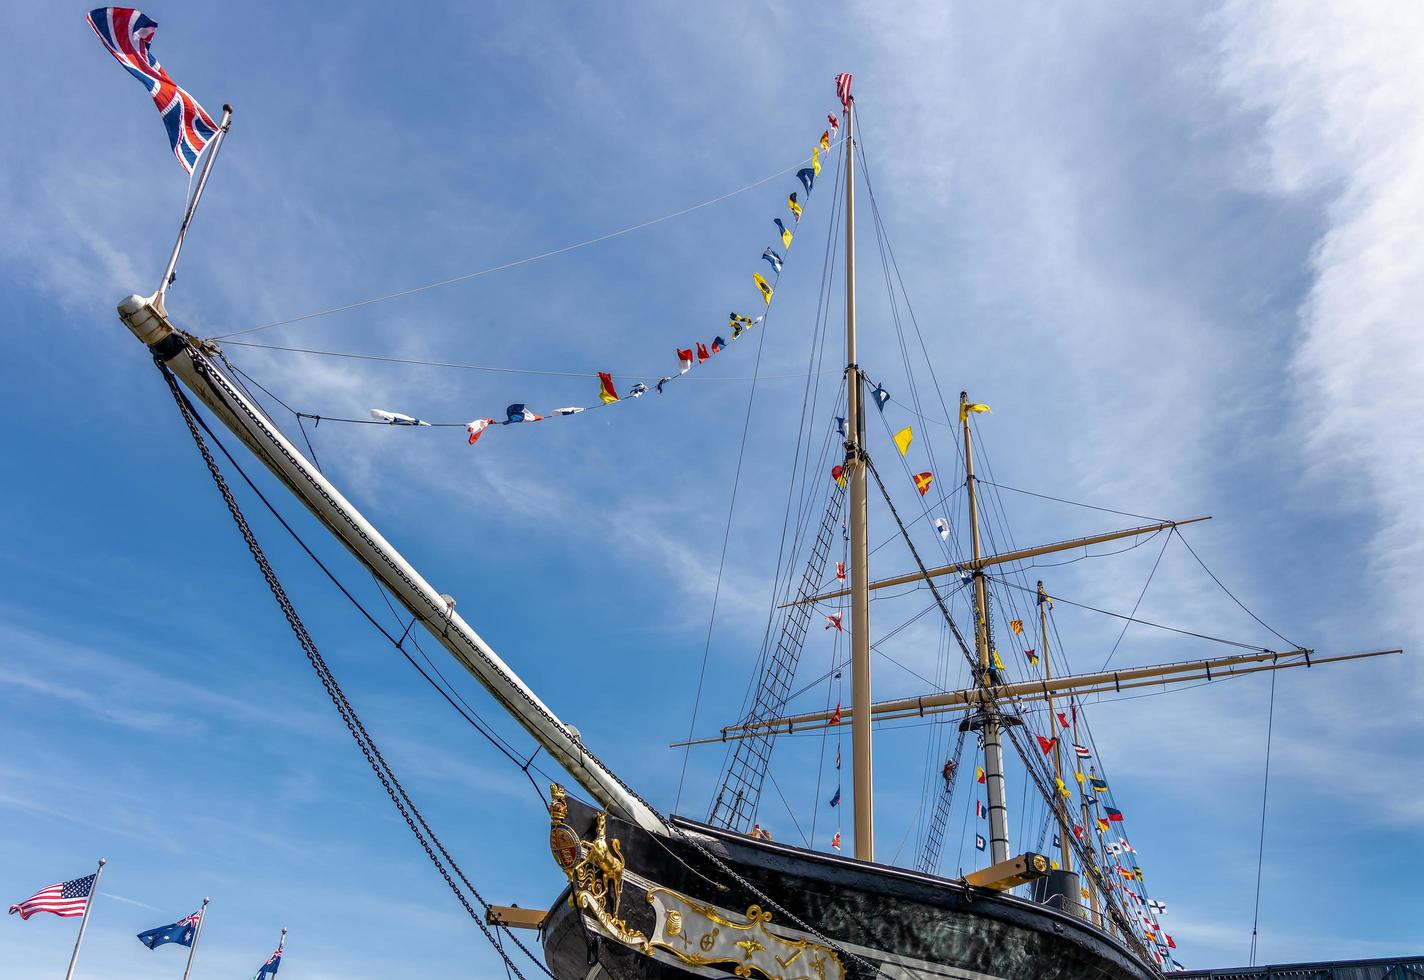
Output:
(2, 1), (1421, 976)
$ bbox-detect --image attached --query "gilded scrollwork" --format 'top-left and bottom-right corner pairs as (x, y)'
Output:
(644, 888), (844, 980)
(546, 784), (843, 979)
(547, 783), (645, 946)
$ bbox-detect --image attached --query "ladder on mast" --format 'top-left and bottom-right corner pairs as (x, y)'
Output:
(709, 484), (846, 832)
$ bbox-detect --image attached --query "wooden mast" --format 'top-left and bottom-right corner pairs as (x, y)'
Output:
(1041, 581), (1073, 876)
(843, 95), (875, 862)
(962, 391), (1011, 866)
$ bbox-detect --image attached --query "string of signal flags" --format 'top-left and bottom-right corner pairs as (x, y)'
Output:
(827, 375), (990, 502)
(365, 78), (858, 447)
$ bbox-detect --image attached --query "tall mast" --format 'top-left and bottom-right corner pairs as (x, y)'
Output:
(844, 96), (874, 862)
(962, 391), (1011, 865)
(1040, 581), (1072, 876)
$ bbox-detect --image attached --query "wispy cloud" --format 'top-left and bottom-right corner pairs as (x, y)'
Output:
(1215, 2), (1424, 636)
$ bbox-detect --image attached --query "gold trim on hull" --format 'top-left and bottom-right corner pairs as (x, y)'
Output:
(547, 784), (845, 980)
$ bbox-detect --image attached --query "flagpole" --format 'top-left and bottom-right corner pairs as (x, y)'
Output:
(63, 858), (105, 980)
(155, 104), (233, 307)
(180, 897), (209, 980)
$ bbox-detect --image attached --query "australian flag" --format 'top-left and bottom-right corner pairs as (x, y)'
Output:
(137, 910), (201, 949)
(85, 7), (219, 173)
(256, 945), (283, 978)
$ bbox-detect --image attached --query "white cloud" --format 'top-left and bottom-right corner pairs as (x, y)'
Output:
(1216, 1), (1424, 632)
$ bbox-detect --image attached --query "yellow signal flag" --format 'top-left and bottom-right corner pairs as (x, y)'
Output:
(812, 145), (822, 176)
(960, 402), (992, 423)
(1096, 817), (1111, 832)
(893, 426), (913, 456)
(753, 272), (774, 305)
(991, 650), (1005, 671)
(1056, 777), (1071, 798)
(975, 766), (986, 784)
(1074, 770), (1085, 784)
(1050, 860), (1060, 871)
(775, 218), (793, 248)
(788, 193), (803, 220)
(1009, 618), (1024, 635)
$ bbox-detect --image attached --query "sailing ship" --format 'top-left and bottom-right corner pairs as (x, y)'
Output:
(111, 79), (1400, 980)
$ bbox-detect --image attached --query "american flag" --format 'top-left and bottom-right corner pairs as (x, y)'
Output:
(834, 72), (853, 108)
(8, 874), (96, 920)
(86, 7), (219, 173)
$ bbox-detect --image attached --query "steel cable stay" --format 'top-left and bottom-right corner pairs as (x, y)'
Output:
(853, 122), (1304, 951)
(841, 115), (1161, 913)
(854, 451), (1161, 955)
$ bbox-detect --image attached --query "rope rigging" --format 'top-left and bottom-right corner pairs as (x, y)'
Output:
(697, 132), (849, 830)
(189, 84), (1312, 977)
(158, 361), (553, 980)
(173, 348), (888, 979)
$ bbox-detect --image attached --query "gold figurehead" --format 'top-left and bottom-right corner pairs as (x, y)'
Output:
(547, 783), (643, 944)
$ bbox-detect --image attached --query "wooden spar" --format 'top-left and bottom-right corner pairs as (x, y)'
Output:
(671, 648), (1399, 746)
(786, 516), (1211, 607)
(843, 97), (875, 862)
(963, 392), (1012, 866)
(117, 297), (665, 836)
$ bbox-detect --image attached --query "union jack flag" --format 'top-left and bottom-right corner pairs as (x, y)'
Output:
(86, 7), (219, 173)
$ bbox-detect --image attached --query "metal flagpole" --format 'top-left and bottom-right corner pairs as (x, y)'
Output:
(156, 105), (233, 306)
(63, 857), (105, 980)
(180, 897), (210, 980)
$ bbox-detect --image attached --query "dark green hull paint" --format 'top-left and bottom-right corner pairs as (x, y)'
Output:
(543, 796), (1155, 980)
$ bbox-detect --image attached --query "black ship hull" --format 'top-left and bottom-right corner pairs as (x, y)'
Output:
(543, 795), (1155, 980)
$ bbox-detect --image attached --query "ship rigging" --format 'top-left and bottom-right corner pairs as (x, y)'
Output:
(111, 73), (1401, 980)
